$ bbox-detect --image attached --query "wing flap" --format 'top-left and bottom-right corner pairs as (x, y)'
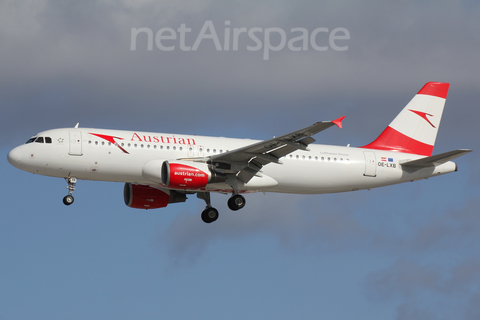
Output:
(211, 117), (344, 165)
(209, 117), (345, 183)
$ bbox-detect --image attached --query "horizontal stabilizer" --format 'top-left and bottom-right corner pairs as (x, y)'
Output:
(400, 149), (472, 167)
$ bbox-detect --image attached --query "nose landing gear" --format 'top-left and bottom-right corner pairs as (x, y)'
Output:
(63, 177), (77, 206)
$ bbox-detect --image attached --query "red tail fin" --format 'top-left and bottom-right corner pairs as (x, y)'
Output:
(361, 82), (450, 156)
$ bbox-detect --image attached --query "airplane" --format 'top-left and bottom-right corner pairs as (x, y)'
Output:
(7, 82), (471, 223)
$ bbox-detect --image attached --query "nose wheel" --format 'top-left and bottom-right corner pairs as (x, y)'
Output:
(63, 195), (74, 205)
(63, 177), (77, 206)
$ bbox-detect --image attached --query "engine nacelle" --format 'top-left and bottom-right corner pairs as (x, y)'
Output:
(161, 160), (225, 190)
(124, 183), (186, 209)
(142, 159), (165, 184)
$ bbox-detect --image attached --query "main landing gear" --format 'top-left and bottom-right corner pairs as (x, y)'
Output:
(227, 194), (246, 211)
(63, 177), (77, 206)
(197, 192), (247, 223)
(197, 192), (218, 223)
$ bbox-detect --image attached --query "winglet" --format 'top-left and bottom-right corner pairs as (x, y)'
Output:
(331, 116), (345, 129)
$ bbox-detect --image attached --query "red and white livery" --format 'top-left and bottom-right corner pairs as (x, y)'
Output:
(7, 82), (471, 223)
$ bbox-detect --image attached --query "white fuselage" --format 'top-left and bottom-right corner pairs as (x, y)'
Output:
(8, 127), (457, 195)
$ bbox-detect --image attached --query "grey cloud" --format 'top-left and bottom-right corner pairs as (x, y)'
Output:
(157, 193), (369, 266)
(355, 196), (480, 258)
(465, 290), (480, 320)
(445, 258), (480, 295)
(365, 259), (443, 299)
(2, 0), (480, 148)
(395, 301), (438, 320)
(407, 199), (480, 253)
(3, 0), (479, 272)
(365, 258), (480, 320)
(2, 1), (479, 319)
(157, 189), (480, 266)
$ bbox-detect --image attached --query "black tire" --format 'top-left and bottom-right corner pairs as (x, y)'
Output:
(227, 194), (246, 211)
(201, 207), (219, 223)
(63, 195), (74, 206)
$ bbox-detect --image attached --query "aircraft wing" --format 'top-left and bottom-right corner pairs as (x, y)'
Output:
(207, 117), (345, 183)
(400, 149), (472, 167)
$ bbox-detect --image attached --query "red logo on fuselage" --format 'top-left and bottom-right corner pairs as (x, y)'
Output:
(130, 133), (196, 145)
(409, 109), (436, 128)
(89, 133), (129, 154)
(88, 132), (198, 154)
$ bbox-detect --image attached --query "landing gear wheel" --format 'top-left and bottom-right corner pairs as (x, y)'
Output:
(201, 207), (219, 223)
(63, 195), (74, 206)
(228, 194), (246, 211)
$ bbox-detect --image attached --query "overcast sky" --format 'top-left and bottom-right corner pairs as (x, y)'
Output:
(1, 1), (479, 319)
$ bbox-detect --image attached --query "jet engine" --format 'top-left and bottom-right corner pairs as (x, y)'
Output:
(161, 160), (226, 189)
(124, 183), (186, 209)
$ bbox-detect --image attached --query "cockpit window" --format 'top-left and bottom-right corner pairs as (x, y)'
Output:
(25, 136), (52, 144)
(26, 137), (36, 144)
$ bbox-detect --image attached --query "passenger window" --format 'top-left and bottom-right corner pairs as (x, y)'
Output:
(45, 137), (52, 144)
(35, 137), (44, 143)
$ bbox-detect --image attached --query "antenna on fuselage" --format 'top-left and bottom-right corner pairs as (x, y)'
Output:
(74, 123), (79, 128)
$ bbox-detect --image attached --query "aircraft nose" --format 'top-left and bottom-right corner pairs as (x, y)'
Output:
(7, 146), (23, 167)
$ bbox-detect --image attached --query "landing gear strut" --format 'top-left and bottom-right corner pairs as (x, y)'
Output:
(63, 177), (77, 206)
(197, 192), (218, 223)
(197, 191), (247, 223)
(225, 175), (246, 211)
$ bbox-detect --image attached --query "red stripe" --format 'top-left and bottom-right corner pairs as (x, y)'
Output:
(417, 82), (449, 99)
(89, 133), (118, 144)
(361, 126), (433, 156)
(89, 132), (129, 154)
